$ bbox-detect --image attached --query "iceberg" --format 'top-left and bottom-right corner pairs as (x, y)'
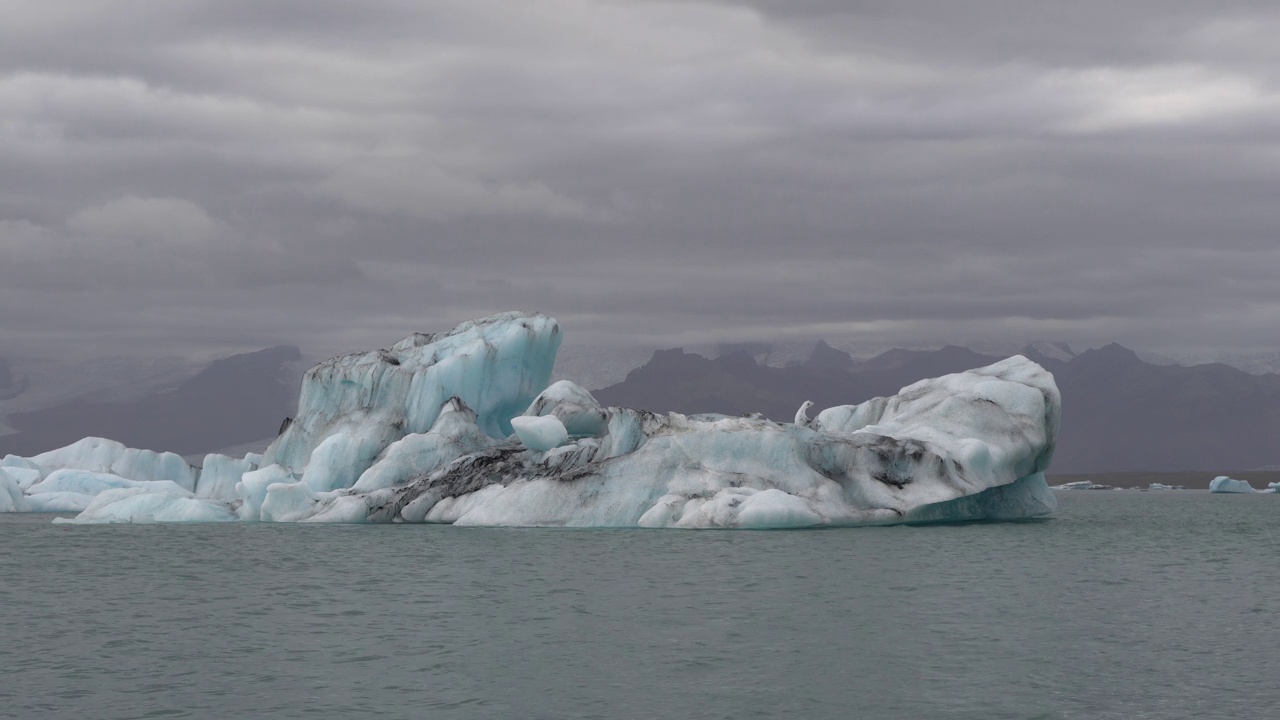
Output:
(5, 312), (1061, 528)
(1050, 481), (1115, 490)
(1209, 476), (1256, 493)
(28, 437), (196, 491)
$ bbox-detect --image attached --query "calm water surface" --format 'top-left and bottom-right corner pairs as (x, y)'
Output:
(2, 491), (1276, 719)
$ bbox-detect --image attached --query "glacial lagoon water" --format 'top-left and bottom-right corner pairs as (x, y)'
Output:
(2, 491), (1276, 720)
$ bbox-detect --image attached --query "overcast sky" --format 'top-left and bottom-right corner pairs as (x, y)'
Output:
(2, 0), (1278, 361)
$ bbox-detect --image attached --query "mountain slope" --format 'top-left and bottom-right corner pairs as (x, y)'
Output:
(0, 346), (304, 457)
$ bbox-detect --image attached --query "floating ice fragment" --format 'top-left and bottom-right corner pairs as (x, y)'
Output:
(511, 415), (569, 452)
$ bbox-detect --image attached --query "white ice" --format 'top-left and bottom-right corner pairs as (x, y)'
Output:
(53, 486), (237, 524)
(259, 481), (320, 522)
(30, 437), (196, 491)
(520, 381), (608, 437)
(236, 464), (297, 521)
(511, 415), (569, 452)
(194, 453), (260, 500)
(0, 464), (41, 491)
(440, 353), (1060, 528)
(0, 469), (30, 512)
(350, 398), (493, 493)
(22, 469), (191, 512)
(1051, 481), (1114, 490)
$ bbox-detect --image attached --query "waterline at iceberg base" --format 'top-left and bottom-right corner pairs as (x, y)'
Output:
(1, 312), (1061, 528)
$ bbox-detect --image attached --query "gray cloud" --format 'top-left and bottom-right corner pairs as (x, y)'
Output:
(1, 0), (1278, 362)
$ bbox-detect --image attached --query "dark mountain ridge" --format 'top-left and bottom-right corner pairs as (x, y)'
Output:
(4, 338), (1277, 474)
(0, 346), (304, 458)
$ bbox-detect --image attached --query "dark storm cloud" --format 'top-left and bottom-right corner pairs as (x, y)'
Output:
(1, 0), (1278, 361)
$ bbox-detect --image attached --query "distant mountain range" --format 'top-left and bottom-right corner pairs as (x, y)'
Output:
(3, 338), (1277, 473)
(593, 342), (1280, 473)
(0, 347), (304, 458)
(0, 358), (27, 401)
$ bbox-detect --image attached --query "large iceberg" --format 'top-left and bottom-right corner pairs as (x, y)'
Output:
(4, 311), (1061, 528)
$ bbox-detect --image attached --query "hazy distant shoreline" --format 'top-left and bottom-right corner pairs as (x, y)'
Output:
(1046, 471), (1280, 490)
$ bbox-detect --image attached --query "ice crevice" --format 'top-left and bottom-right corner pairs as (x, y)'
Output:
(3, 311), (1062, 528)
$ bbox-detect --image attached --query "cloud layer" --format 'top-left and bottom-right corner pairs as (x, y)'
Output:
(2, 0), (1278, 359)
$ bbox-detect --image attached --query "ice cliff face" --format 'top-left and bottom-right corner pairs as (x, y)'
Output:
(265, 311), (560, 475)
(4, 311), (1062, 528)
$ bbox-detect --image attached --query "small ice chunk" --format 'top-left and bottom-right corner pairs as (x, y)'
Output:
(793, 400), (814, 428)
(511, 415), (569, 452)
(522, 381), (608, 437)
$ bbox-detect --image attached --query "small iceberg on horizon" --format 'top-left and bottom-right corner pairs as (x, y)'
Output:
(1208, 476), (1272, 494)
(1050, 480), (1116, 491)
